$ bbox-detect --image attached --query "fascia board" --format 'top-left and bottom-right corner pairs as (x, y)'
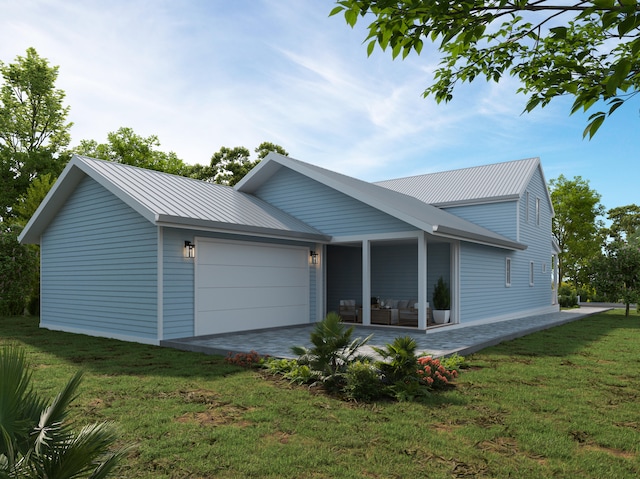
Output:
(235, 153), (527, 252)
(19, 156), (159, 244)
(435, 195), (521, 208)
(432, 225), (528, 251)
(157, 214), (331, 243)
(18, 157), (86, 244)
(234, 153), (284, 193)
(73, 158), (158, 225)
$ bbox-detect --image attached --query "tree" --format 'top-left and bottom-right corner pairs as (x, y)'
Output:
(606, 204), (640, 243)
(191, 142), (289, 186)
(590, 242), (640, 316)
(74, 127), (189, 176)
(331, 1), (640, 137)
(11, 173), (56, 226)
(0, 225), (39, 316)
(0, 48), (72, 220)
(0, 345), (126, 478)
(549, 174), (605, 286)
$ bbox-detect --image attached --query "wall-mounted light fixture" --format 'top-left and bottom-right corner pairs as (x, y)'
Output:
(309, 250), (319, 265)
(184, 240), (195, 258)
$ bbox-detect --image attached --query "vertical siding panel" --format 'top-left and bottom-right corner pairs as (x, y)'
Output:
(40, 176), (158, 342)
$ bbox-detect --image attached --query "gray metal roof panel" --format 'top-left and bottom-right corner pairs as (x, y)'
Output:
(20, 156), (329, 244)
(374, 157), (540, 206)
(239, 153), (527, 250)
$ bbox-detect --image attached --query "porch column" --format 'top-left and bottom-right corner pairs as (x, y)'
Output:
(418, 231), (428, 330)
(552, 254), (558, 305)
(362, 239), (371, 326)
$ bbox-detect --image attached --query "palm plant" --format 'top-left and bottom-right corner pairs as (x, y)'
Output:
(291, 312), (372, 391)
(373, 336), (419, 383)
(0, 345), (126, 479)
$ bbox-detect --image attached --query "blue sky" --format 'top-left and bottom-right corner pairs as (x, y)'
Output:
(1, 1), (637, 214)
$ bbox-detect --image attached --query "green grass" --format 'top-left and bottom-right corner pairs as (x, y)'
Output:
(1, 310), (639, 478)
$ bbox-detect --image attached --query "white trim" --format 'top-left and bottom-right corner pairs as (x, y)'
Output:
(314, 242), (325, 322)
(429, 304), (560, 331)
(40, 322), (160, 346)
(362, 240), (371, 326)
(417, 231), (428, 330)
(157, 226), (164, 341)
(331, 231), (420, 243)
(156, 221), (328, 244)
(451, 241), (461, 324)
(529, 261), (535, 286)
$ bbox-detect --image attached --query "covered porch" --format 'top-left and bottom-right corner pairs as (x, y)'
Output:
(324, 231), (459, 330)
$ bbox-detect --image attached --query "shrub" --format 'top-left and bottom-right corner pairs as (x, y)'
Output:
(0, 227), (39, 316)
(344, 360), (384, 402)
(225, 350), (266, 368)
(291, 312), (372, 391)
(558, 292), (578, 308)
(416, 356), (458, 390)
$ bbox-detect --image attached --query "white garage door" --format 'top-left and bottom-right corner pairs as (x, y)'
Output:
(195, 239), (310, 336)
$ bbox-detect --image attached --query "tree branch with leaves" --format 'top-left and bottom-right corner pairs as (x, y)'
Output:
(331, 0), (640, 137)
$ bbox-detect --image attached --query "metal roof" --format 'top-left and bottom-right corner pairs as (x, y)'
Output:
(238, 154), (527, 251)
(375, 157), (541, 207)
(19, 156), (330, 244)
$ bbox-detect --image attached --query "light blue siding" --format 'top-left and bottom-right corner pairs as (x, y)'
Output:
(162, 228), (195, 339)
(444, 201), (518, 240)
(459, 168), (554, 322)
(40, 176), (158, 341)
(254, 167), (414, 236)
(309, 263), (318, 322)
(517, 167), (554, 300)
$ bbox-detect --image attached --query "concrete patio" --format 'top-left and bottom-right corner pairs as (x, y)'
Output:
(161, 306), (610, 359)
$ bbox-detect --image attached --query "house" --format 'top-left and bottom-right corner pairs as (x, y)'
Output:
(19, 153), (559, 345)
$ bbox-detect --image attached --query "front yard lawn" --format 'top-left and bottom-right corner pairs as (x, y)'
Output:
(1, 310), (638, 478)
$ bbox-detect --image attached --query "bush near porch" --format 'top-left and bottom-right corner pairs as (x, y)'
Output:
(0, 311), (638, 478)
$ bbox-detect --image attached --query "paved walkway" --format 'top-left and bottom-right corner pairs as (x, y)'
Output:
(161, 307), (610, 359)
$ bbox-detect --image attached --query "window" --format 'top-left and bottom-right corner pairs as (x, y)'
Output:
(536, 198), (541, 226)
(542, 263), (547, 273)
(525, 191), (530, 223)
(506, 258), (512, 287)
(530, 261), (535, 286)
